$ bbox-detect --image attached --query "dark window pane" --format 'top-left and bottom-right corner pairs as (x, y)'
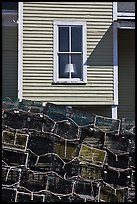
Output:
(59, 54), (69, 78)
(71, 54), (82, 78)
(59, 27), (69, 52)
(71, 26), (82, 52)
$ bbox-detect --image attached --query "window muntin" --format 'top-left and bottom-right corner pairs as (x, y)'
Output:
(54, 21), (87, 83)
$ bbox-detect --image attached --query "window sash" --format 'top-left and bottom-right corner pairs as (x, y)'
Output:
(54, 21), (87, 83)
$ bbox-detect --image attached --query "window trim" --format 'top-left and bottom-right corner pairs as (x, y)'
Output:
(53, 20), (87, 84)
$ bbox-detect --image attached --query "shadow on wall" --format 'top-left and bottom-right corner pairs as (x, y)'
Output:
(85, 24), (113, 67)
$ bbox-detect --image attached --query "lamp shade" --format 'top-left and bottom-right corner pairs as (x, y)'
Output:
(64, 64), (76, 74)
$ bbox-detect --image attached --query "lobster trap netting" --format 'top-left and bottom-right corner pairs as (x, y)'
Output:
(2, 98), (135, 202)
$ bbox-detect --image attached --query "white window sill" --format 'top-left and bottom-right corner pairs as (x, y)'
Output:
(53, 80), (87, 85)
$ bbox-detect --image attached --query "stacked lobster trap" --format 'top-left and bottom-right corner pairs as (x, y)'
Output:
(2, 98), (135, 202)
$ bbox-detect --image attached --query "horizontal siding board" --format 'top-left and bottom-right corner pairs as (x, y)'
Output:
(22, 2), (113, 105)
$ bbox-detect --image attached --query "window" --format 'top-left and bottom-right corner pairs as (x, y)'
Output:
(54, 21), (87, 83)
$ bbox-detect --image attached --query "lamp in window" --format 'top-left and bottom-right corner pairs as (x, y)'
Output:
(64, 63), (77, 79)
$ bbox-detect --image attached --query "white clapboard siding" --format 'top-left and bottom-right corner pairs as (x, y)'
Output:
(22, 2), (113, 105)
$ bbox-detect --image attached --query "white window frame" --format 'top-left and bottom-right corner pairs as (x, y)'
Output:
(53, 20), (87, 84)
